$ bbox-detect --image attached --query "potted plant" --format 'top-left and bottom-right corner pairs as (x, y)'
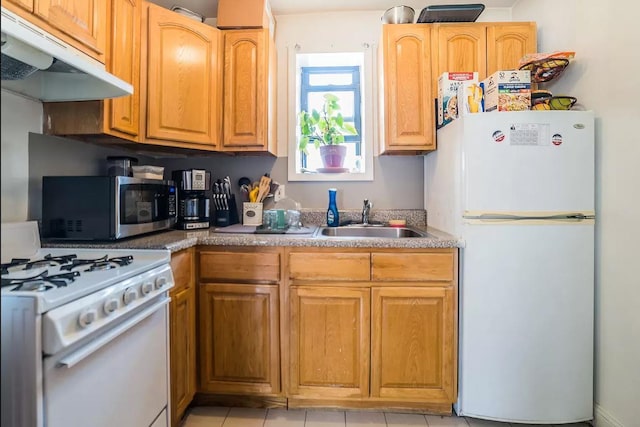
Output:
(298, 93), (358, 169)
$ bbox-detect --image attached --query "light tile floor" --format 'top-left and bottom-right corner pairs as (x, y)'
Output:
(182, 406), (592, 427)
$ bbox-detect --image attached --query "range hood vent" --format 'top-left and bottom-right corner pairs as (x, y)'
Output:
(1, 7), (133, 102)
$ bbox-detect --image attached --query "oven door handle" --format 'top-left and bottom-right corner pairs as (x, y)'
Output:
(58, 298), (170, 369)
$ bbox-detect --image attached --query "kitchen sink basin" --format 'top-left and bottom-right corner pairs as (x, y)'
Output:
(315, 225), (430, 239)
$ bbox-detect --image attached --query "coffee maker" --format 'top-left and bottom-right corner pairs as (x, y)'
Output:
(172, 169), (211, 230)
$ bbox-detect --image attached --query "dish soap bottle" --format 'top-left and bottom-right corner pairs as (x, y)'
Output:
(327, 188), (339, 227)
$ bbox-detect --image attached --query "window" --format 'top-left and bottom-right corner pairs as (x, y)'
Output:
(299, 65), (362, 171)
(288, 48), (375, 181)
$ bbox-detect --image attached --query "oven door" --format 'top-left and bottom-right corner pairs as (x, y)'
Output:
(43, 297), (170, 427)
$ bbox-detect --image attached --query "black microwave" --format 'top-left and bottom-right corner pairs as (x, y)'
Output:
(42, 176), (177, 240)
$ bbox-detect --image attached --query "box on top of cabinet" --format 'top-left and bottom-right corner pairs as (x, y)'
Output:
(481, 70), (531, 112)
(217, 0), (275, 36)
(438, 72), (479, 127)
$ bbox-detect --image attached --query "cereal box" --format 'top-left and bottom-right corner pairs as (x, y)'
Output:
(438, 72), (479, 126)
(457, 81), (484, 116)
(481, 70), (531, 112)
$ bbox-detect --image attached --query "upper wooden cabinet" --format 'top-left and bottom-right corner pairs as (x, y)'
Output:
(143, 3), (222, 148)
(5, 0), (33, 13)
(431, 22), (537, 99)
(42, 0), (141, 142)
(3, 0), (107, 63)
(222, 29), (277, 154)
(380, 25), (434, 154)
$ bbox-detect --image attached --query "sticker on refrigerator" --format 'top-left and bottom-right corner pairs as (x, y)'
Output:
(492, 130), (506, 143)
(552, 133), (563, 146)
(509, 123), (550, 146)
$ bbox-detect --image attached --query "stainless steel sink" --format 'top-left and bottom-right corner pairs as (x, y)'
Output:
(315, 225), (430, 239)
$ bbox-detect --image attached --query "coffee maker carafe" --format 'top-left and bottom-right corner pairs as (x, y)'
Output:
(172, 169), (211, 230)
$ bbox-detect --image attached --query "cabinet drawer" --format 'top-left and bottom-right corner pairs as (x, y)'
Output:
(372, 252), (454, 282)
(289, 253), (370, 281)
(200, 251), (280, 283)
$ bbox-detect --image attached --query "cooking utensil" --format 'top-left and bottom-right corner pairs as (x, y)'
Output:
(382, 5), (415, 24)
(256, 175), (272, 203)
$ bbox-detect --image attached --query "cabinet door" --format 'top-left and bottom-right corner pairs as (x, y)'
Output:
(199, 283), (280, 395)
(146, 4), (221, 146)
(381, 25), (434, 153)
(106, 0), (140, 140)
(289, 286), (370, 398)
(486, 23), (537, 75)
(222, 29), (270, 151)
(34, 0), (106, 60)
(169, 286), (196, 427)
(371, 287), (456, 403)
(432, 24), (487, 97)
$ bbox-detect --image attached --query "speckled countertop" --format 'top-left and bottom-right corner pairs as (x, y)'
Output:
(42, 209), (462, 252)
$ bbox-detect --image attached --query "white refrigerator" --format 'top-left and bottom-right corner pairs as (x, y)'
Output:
(425, 111), (594, 424)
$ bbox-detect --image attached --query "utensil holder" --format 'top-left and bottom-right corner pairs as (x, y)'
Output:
(243, 202), (263, 226)
(214, 194), (239, 227)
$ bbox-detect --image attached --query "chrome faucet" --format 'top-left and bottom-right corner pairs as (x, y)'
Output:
(362, 199), (373, 225)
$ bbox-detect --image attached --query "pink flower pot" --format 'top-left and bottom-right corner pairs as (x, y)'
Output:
(319, 145), (347, 168)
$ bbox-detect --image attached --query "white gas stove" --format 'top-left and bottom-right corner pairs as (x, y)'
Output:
(1, 221), (174, 427)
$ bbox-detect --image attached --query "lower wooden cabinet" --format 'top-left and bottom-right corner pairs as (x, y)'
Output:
(286, 248), (458, 412)
(197, 247), (282, 397)
(371, 286), (455, 402)
(289, 286), (370, 398)
(199, 283), (280, 395)
(169, 249), (197, 427)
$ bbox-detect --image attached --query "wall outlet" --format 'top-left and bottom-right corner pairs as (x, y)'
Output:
(274, 184), (285, 202)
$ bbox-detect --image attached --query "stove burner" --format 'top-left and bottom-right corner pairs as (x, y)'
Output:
(1, 270), (81, 291)
(60, 255), (133, 272)
(1, 254), (78, 275)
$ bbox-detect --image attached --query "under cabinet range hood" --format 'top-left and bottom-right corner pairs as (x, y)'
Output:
(1, 7), (133, 102)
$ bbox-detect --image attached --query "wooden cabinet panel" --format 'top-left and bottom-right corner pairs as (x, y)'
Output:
(170, 285), (196, 427)
(222, 29), (274, 152)
(199, 283), (280, 395)
(34, 0), (106, 59)
(288, 252), (370, 282)
(371, 287), (455, 402)
(5, 0), (33, 12)
(432, 24), (487, 97)
(486, 23), (537, 76)
(381, 24), (434, 153)
(372, 252), (454, 282)
(289, 286), (370, 398)
(169, 248), (196, 426)
(171, 247), (194, 292)
(200, 250), (280, 283)
(106, 0), (140, 139)
(146, 4), (221, 146)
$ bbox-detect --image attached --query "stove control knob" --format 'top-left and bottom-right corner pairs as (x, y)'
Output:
(141, 282), (154, 296)
(78, 309), (98, 328)
(103, 299), (119, 315)
(123, 288), (138, 305)
(155, 276), (168, 289)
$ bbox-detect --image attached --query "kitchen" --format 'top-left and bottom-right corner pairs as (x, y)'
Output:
(1, 1), (638, 427)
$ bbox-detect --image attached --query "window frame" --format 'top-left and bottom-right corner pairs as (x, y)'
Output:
(287, 47), (375, 182)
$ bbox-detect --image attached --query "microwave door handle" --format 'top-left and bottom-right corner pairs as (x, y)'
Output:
(57, 298), (169, 369)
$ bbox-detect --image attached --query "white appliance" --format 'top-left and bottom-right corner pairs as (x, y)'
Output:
(425, 111), (594, 424)
(1, 6), (133, 101)
(1, 221), (173, 427)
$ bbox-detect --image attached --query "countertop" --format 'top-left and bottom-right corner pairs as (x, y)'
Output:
(42, 225), (461, 253)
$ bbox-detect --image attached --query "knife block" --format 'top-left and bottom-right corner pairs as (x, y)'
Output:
(214, 194), (239, 227)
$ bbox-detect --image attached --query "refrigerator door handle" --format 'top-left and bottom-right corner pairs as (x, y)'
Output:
(466, 213), (595, 221)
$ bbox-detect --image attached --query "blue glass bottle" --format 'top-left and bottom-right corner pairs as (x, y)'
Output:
(327, 188), (339, 227)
